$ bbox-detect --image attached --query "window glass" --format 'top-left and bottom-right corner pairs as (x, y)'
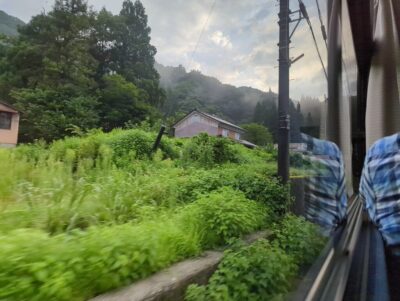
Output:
(222, 129), (228, 137)
(0, 112), (12, 130)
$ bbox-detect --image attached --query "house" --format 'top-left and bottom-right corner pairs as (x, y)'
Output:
(0, 102), (20, 148)
(173, 109), (256, 147)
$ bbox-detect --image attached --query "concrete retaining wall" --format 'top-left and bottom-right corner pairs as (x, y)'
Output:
(90, 230), (269, 301)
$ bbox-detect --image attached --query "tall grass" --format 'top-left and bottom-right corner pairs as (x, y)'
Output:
(0, 188), (269, 301)
(0, 129), (278, 234)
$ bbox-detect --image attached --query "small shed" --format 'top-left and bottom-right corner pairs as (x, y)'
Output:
(0, 102), (20, 148)
(173, 109), (256, 148)
(173, 109), (245, 141)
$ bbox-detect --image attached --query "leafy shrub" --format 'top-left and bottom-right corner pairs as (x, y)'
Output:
(272, 214), (327, 266)
(181, 133), (239, 168)
(230, 170), (291, 217)
(177, 165), (287, 213)
(185, 216), (327, 301)
(179, 187), (268, 248)
(185, 240), (298, 301)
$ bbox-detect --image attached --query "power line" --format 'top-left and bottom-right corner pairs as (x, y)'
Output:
(299, 0), (328, 80)
(315, 0), (328, 49)
(188, 0), (217, 70)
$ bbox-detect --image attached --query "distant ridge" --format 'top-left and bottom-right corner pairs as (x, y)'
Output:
(155, 62), (277, 124)
(0, 10), (25, 36)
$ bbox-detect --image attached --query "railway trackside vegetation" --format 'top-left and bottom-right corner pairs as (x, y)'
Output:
(0, 129), (271, 300)
(0, 128), (322, 300)
(185, 215), (326, 301)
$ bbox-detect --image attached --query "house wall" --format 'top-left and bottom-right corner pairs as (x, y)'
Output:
(0, 112), (19, 147)
(175, 113), (219, 138)
(218, 127), (241, 140)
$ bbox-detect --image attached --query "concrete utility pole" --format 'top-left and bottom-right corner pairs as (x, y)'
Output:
(278, 0), (291, 184)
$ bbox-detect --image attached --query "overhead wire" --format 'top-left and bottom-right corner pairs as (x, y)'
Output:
(298, 0), (328, 80)
(315, 0), (328, 49)
(188, 0), (217, 70)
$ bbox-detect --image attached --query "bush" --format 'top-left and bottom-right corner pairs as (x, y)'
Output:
(185, 240), (298, 301)
(185, 216), (327, 301)
(231, 170), (291, 217)
(272, 215), (327, 266)
(179, 188), (269, 247)
(181, 134), (239, 168)
(176, 165), (287, 213)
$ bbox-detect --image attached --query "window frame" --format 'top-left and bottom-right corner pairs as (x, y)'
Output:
(0, 111), (12, 130)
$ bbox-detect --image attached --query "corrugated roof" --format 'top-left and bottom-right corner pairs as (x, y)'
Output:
(172, 109), (245, 132)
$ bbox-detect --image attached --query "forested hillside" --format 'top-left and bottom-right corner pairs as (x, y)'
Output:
(156, 63), (305, 142)
(0, 10), (24, 36)
(157, 63), (268, 124)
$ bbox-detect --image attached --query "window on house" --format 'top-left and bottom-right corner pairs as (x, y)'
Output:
(222, 129), (228, 137)
(0, 112), (12, 130)
(235, 133), (240, 140)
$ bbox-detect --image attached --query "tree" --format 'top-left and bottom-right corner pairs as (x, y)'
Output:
(12, 88), (99, 142)
(253, 98), (278, 141)
(115, 0), (165, 106)
(90, 8), (119, 81)
(98, 74), (156, 131)
(242, 123), (273, 146)
(0, 0), (100, 141)
(0, 0), (166, 142)
(14, 0), (97, 91)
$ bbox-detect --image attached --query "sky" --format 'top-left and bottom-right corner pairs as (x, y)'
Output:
(0, 0), (328, 101)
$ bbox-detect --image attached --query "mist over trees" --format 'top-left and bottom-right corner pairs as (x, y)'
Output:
(0, 10), (24, 36)
(156, 63), (266, 124)
(158, 63), (307, 142)
(0, 0), (162, 142)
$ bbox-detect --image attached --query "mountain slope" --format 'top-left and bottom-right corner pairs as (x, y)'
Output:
(156, 63), (304, 142)
(156, 63), (276, 124)
(0, 10), (24, 36)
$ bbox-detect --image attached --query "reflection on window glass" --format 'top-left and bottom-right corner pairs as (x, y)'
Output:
(294, 133), (347, 236)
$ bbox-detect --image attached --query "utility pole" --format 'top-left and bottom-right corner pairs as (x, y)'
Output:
(275, 0), (321, 183)
(278, 0), (291, 184)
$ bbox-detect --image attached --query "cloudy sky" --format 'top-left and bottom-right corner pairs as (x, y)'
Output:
(0, 0), (328, 100)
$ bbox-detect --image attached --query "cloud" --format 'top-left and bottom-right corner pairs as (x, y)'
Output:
(210, 31), (232, 49)
(1, 0), (328, 100)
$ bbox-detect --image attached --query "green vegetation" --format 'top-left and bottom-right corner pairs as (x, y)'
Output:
(0, 188), (268, 301)
(273, 214), (327, 266)
(0, 0), (163, 142)
(0, 129), (292, 300)
(186, 240), (297, 301)
(242, 123), (273, 146)
(186, 215), (326, 301)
